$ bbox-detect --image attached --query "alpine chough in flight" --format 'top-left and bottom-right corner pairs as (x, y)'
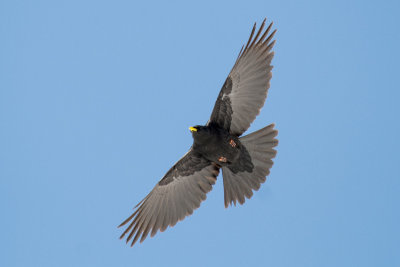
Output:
(119, 19), (278, 246)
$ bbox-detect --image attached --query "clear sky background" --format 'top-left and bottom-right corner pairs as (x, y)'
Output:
(1, 0), (399, 266)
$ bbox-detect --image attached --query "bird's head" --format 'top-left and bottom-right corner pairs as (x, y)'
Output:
(189, 125), (209, 138)
(189, 125), (209, 145)
(189, 125), (201, 134)
(189, 126), (198, 133)
(189, 125), (210, 143)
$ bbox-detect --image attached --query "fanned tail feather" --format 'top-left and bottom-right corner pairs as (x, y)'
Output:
(222, 124), (278, 207)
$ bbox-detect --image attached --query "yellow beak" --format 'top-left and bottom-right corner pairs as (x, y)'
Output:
(189, 126), (197, 132)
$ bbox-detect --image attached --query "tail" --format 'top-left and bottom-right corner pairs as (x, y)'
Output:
(222, 124), (278, 207)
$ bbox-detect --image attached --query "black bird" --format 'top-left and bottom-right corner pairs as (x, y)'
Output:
(119, 19), (278, 246)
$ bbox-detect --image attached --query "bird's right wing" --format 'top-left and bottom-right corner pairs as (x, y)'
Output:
(118, 149), (220, 246)
(208, 19), (276, 136)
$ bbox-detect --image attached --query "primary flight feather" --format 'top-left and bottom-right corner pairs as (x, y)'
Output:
(119, 18), (278, 246)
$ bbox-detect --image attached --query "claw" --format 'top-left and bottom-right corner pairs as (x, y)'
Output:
(218, 156), (227, 163)
(229, 139), (237, 148)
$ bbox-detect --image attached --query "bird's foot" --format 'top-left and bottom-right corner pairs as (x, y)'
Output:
(218, 156), (227, 163)
(229, 139), (237, 148)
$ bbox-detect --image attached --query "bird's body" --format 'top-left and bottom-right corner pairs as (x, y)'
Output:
(119, 18), (279, 246)
(191, 125), (241, 166)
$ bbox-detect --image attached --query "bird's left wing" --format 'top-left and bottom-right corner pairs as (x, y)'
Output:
(119, 149), (220, 246)
(208, 19), (276, 136)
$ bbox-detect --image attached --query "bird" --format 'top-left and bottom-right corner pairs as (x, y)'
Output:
(119, 18), (278, 246)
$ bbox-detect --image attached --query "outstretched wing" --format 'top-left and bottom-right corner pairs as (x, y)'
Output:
(208, 19), (276, 136)
(119, 149), (220, 246)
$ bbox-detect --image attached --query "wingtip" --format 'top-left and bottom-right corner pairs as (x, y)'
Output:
(119, 229), (127, 239)
(271, 29), (277, 38)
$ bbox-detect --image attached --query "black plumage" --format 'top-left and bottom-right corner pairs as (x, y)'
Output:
(119, 19), (278, 246)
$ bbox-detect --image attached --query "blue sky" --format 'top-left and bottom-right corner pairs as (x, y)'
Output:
(1, 0), (399, 266)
